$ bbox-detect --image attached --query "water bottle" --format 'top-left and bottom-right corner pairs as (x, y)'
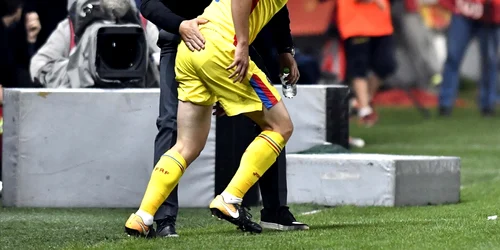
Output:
(280, 67), (297, 98)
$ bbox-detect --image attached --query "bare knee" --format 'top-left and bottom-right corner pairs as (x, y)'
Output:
(279, 117), (294, 141)
(171, 141), (205, 165)
(247, 102), (294, 142)
(261, 116), (294, 142)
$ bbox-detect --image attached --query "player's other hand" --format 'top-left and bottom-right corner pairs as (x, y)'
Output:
(212, 102), (226, 117)
(279, 53), (300, 85)
(227, 43), (249, 83)
(179, 18), (208, 51)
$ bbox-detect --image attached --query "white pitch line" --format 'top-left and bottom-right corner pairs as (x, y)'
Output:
(301, 210), (322, 216)
(373, 143), (500, 151)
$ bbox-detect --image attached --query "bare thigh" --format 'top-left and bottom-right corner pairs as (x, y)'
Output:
(171, 100), (213, 165)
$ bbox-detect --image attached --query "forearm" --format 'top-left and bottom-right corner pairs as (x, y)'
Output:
(140, 0), (185, 35)
(231, 0), (252, 45)
(32, 59), (71, 88)
(269, 5), (294, 53)
(30, 46), (70, 87)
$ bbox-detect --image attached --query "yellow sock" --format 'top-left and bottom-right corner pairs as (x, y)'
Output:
(139, 150), (187, 216)
(224, 130), (285, 198)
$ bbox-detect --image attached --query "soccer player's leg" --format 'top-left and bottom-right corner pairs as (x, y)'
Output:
(219, 99), (293, 212)
(125, 101), (213, 237)
(209, 99), (292, 233)
(201, 60), (293, 233)
(125, 45), (216, 237)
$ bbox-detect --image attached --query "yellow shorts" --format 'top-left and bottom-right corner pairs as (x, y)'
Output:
(175, 28), (281, 117)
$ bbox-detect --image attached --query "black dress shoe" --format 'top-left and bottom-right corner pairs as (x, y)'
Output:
(481, 108), (495, 117)
(260, 206), (309, 231)
(438, 107), (452, 117)
(156, 216), (179, 237)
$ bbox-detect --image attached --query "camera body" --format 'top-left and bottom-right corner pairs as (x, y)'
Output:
(95, 25), (147, 83)
(65, 0), (154, 88)
(68, 21), (149, 88)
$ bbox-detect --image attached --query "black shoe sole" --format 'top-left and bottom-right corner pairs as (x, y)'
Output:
(156, 229), (179, 238)
(157, 233), (179, 238)
(260, 221), (310, 231)
(124, 227), (156, 238)
(210, 208), (262, 234)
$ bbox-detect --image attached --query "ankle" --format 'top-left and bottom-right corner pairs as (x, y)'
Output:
(221, 191), (243, 204)
(136, 210), (154, 226)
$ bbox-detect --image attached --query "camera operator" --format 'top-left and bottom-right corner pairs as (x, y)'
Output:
(30, 0), (160, 88)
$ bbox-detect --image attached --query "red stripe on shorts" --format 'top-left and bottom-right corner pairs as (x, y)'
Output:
(252, 74), (278, 107)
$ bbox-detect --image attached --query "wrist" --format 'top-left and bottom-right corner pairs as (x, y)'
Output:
(278, 47), (295, 57)
(27, 37), (37, 44)
(178, 20), (186, 30)
(176, 18), (187, 34)
(236, 39), (249, 47)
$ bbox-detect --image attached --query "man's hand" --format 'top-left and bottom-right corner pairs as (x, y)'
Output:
(2, 7), (22, 27)
(227, 43), (249, 83)
(279, 53), (300, 84)
(25, 12), (41, 44)
(179, 18), (208, 51)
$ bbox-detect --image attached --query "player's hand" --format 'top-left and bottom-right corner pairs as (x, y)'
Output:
(179, 18), (208, 51)
(227, 43), (249, 83)
(212, 102), (226, 117)
(279, 53), (300, 85)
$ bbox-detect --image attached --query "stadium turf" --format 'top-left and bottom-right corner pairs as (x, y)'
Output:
(1, 107), (500, 249)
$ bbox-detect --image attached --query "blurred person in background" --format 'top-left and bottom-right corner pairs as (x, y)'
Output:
(30, 0), (160, 88)
(335, 0), (397, 127)
(140, 0), (306, 237)
(0, 0), (41, 88)
(0, 0), (23, 87)
(392, 0), (443, 88)
(438, 0), (500, 116)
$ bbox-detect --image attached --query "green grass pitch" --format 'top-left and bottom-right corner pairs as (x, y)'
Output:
(1, 107), (500, 249)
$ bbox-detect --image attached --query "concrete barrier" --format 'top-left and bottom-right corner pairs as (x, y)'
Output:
(4, 87), (459, 209)
(1, 89), (215, 208)
(286, 154), (461, 206)
(1, 85), (349, 208)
